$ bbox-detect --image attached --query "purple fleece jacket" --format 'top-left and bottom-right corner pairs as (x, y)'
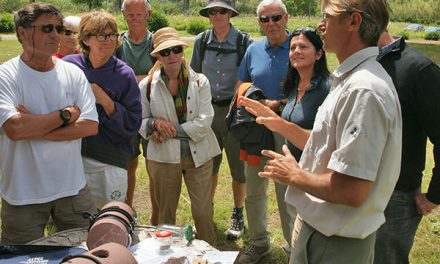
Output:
(63, 53), (141, 169)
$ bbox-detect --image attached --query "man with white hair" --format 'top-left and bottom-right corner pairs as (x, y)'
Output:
(235, 0), (296, 262)
(116, 0), (156, 219)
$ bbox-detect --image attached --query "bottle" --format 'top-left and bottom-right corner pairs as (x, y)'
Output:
(156, 224), (194, 242)
(156, 230), (172, 252)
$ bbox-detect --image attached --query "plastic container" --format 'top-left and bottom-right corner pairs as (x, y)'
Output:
(156, 230), (172, 252)
(156, 224), (194, 242)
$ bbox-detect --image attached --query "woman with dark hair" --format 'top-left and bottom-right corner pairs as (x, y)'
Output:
(239, 27), (330, 253)
(240, 27), (331, 161)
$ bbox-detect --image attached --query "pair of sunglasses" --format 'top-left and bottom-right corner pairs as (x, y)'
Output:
(30, 24), (65, 34)
(259, 14), (284, 23)
(208, 8), (229, 16)
(64, 30), (78, 36)
(89, 33), (119, 41)
(293, 27), (317, 35)
(159, 46), (183, 57)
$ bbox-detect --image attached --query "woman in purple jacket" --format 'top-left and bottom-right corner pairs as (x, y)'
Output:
(63, 10), (141, 209)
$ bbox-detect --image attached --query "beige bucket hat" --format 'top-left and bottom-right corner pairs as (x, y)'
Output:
(150, 27), (189, 57)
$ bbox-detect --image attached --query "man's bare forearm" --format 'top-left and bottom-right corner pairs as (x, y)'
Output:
(43, 119), (98, 141)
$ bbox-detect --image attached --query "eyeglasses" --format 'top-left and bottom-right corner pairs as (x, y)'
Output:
(64, 30), (78, 36)
(293, 27), (317, 35)
(159, 46), (183, 57)
(208, 8), (229, 16)
(258, 14), (284, 23)
(89, 33), (119, 41)
(30, 24), (66, 34)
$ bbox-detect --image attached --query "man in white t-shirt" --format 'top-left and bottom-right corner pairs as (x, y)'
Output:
(0, 3), (98, 244)
(240, 0), (402, 263)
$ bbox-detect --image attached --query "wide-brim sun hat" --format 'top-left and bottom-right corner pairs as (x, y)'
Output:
(199, 0), (239, 18)
(150, 27), (189, 57)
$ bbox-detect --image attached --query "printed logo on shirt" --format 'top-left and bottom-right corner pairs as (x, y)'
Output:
(110, 190), (122, 200)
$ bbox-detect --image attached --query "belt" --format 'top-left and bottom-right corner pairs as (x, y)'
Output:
(211, 98), (232, 107)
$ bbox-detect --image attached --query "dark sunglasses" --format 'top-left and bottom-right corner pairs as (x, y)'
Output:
(293, 27), (317, 35)
(89, 32), (119, 41)
(64, 30), (78, 36)
(159, 46), (183, 57)
(30, 24), (65, 34)
(208, 8), (229, 15)
(259, 14), (284, 23)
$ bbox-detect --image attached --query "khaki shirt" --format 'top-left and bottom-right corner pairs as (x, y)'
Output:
(286, 47), (402, 239)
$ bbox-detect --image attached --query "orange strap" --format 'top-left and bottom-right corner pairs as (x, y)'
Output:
(234, 82), (253, 107)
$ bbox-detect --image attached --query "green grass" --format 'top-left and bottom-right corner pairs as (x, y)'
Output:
(0, 33), (439, 263)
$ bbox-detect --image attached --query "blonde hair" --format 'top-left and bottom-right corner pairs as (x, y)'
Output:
(321, 0), (390, 46)
(78, 10), (120, 55)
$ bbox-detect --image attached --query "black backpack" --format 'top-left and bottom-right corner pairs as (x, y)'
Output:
(198, 29), (251, 71)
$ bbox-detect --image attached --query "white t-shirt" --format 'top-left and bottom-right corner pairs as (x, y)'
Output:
(286, 48), (402, 239)
(0, 56), (98, 205)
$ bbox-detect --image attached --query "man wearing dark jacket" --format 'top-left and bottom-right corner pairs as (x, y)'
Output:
(375, 31), (440, 264)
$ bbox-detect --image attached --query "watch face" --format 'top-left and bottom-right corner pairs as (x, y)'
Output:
(62, 109), (72, 120)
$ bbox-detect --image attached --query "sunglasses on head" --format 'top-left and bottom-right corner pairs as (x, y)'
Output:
(30, 24), (65, 34)
(159, 46), (183, 57)
(64, 30), (78, 36)
(259, 14), (283, 23)
(293, 27), (317, 35)
(208, 8), (229, 15)
(90, 32), (119, 41)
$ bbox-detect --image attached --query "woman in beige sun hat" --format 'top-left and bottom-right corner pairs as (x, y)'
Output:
(138, 27), (221, 245)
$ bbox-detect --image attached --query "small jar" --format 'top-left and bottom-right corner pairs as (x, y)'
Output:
(156, 230), (172, 252)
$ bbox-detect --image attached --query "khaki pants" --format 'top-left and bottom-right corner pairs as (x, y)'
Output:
(291, 220), (376, 264)
(1, 187), (97, 244)
(244, 133), (297, 247)
(148, 157), (215, 245)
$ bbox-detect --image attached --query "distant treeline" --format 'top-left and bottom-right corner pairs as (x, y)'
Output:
(0, 0), (439, 25)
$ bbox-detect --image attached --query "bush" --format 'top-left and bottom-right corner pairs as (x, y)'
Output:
(148, 11), (169, 32)
(0, 13), (14, 33)
(425, 32), (440, 41)
(0, 0), (26, 13)
(186, 18), (208, 35)
(398, 31), (410, 40)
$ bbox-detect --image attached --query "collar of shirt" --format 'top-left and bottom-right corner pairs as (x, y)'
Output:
(264, 30), (291, 50)
(292, 74), (324, 94)
(207, 24), (238, 46)
(377, 36), (404, 61)
(333, 47), (379, 79)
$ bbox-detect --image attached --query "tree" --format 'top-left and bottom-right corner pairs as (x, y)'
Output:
(72, 0), (102, 10)
(285, 0), (318, 17)
(183, 0), (189, 12)
(115, 0), (122, 10)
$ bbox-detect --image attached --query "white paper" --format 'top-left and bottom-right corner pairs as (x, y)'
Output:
(203, 251), (240, 264)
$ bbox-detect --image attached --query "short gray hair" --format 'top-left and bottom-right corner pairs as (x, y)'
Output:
(121, 0), (151, 12)
(63, 16), (80, 31)
(256, 0), (287, 16)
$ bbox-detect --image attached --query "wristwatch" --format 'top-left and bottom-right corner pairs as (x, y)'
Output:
(59, 108), (72, 127)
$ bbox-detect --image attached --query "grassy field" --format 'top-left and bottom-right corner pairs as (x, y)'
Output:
(0, 31), (439, 263)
